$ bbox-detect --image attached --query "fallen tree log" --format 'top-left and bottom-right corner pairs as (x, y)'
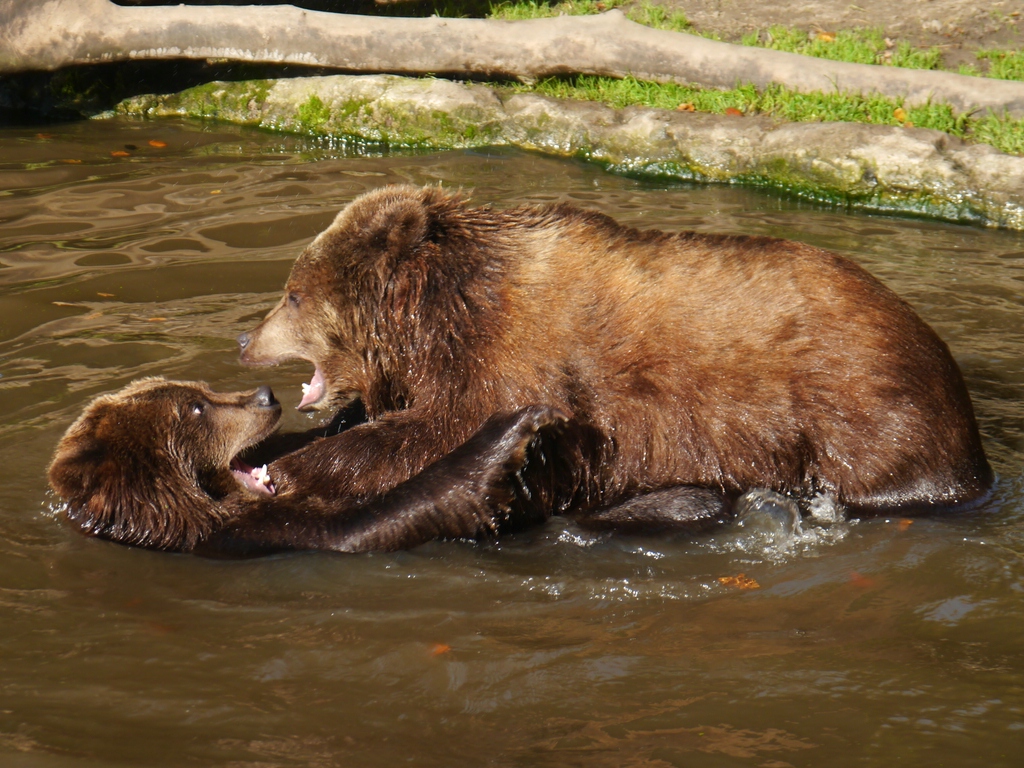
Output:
(3, 0), (1024, 118)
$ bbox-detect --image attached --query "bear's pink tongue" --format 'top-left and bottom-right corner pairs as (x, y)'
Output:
(297, 366), (325, 410)
(230, 459), (276, 496)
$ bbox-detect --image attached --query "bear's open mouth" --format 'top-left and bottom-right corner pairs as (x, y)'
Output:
(297, 366), (326, 410)
(230, 457), (276, 496)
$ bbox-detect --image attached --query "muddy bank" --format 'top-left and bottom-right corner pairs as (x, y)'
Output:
(114, 74), (1024, 230)
(659, 0), (1023, 71)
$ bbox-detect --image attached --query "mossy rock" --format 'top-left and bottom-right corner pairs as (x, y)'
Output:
(113, 74), (1024, 230)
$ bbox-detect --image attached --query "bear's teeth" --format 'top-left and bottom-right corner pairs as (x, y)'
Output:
(301, 383), (311, 396)
(251, 464), (272, 486)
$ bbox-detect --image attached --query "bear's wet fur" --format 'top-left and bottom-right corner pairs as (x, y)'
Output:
(239, 184), (992, 520)
(48, 378), (573, 555)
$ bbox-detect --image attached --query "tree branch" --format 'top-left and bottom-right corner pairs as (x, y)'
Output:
(4, 0), (1024, 117)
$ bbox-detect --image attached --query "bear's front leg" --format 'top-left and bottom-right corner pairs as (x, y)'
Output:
(319, 404), (569, 552)
(200, 405), (567, 556)
(268, 407), (475, 500)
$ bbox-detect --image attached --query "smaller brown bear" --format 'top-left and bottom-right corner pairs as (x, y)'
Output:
(47, 378), (578, 555)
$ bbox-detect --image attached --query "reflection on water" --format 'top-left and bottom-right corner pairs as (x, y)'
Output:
(0, 119), (1023, 767)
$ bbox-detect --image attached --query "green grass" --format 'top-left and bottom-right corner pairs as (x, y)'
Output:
(484, 2), (1024, 84)
(743, 26), (878, 65)
(621, 1), (692, 33)
(741, 26), (942, 70)
(742, 24), (1024, 82)
(432, 1), (1024, 154)
(487, 0), (620, 20)
(975, 49), (1024, 81)
(486, 0), (692, 32)
(511, 74), (1023, 155)
(972, 112), (1024, 154)
(485, 3), (1024, 84)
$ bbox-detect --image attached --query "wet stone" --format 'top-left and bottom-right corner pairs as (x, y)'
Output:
(113, 74), (1024, 230)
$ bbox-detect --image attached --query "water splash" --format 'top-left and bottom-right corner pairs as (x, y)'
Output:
(705, 491), (853, 564)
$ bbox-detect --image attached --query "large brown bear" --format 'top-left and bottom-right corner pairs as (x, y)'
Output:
(238, 185), (992, 521)
(47, 378), (586, 555)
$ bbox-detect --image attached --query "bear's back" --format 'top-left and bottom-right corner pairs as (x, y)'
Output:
(495, 206), (987, 507)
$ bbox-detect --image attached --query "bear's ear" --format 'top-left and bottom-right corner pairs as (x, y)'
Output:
(49, 400), (162, 540)
(51, 433), (201, 550)
(48, 435), (106, 507)
(49, 436), (131, 535)
(364, 194), (429, 257)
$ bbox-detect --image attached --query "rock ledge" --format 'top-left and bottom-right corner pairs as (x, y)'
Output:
(115, 74), (1024, 230)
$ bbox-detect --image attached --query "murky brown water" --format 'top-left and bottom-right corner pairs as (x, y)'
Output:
(1, 118), (1023, 767)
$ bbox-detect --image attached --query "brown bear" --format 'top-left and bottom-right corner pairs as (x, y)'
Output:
(47, 378), (585, 555)
(237, 184), (992, 522)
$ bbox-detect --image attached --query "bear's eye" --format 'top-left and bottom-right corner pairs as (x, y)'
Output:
(287, 292), (302, 308)
(190, 402), (205, 416)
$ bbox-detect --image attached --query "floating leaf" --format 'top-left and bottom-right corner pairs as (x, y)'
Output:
(677, 102), (696, 112)
(35, 133), (54, 140)
(848, 571), (877, 588)
(147, 316), (168, 322)
(429, 643), (451, 656)
(110, 150), (130, 158)
(898, 518), (914, 531)
(60, 159), (83, 164)
(148, 139), (168, 148)
(724, 107), (744, 116)
(210, 189), (222, 195)
(97, 292), (115, 298)
(718, 573), (760, 590)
